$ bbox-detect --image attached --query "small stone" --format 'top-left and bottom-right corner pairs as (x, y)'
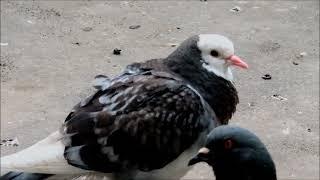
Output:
(307, 128), (311, 132)
(113, 48), (121, 55)
(262, 74), (272, 80)
(129, 25), (141, 29)
(55, 12), (61, 16)
(299, 52), (307, 57)
(292, 61), (299, 65)
(72, 42), (80, 46)
(230, 6), (242, 12)
(176, 27), (181, 30)
(282, 127), (290, 135)
(271, 94), (287, 101)
(27, 20), (34, 24)
(167, 43), (178, 47)
(83, 27), (93, 32)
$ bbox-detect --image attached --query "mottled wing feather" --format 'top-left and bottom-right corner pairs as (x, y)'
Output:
(63, 71), (208, 173)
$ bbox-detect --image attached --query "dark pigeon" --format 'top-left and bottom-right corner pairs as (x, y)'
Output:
(188, 125), (277, 180)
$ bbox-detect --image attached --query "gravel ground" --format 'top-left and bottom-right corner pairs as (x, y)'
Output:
(1, 1), (319, 179)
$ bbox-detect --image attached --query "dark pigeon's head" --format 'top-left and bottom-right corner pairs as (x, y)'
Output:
(168, 34), (248, 82)
(188, 125), (277, 180)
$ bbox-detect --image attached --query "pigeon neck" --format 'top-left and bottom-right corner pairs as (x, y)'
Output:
(165, 57), (238, 124)
(213, 150), (277, 180)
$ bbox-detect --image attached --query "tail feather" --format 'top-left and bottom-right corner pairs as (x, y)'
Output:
(0, 172), (52, 180)
(0, 131), (89, 175)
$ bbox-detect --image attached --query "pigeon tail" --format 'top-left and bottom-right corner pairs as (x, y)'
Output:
(0, 131), (89, 175)
(0, 172), (52, 180)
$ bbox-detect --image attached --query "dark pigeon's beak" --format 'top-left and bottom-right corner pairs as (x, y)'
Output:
(188, 147), (210, 166)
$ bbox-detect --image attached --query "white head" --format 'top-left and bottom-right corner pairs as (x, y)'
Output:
(197, 34), (248, 81)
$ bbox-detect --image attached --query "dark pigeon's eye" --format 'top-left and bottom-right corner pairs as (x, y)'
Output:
(210, 50), (219, 57)
(224, 139), (233, 150)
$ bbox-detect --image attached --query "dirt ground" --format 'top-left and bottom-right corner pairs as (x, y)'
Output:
(1, 1), (319, 179)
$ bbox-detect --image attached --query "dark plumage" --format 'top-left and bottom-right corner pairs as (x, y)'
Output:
(188, 125), (277, 180)
(1, 34), (248, 180)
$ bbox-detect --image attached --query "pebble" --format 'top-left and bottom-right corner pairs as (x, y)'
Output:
(230, 6), (242, 12)
(129, 25), (141, 29)
(262, 74), (272, 80)
(113, 48), (121, 55)
(272, 94), (287, 101)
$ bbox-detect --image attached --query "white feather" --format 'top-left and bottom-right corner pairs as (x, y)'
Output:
(0, 131), (91, 175)
(197, 34), (235, 81)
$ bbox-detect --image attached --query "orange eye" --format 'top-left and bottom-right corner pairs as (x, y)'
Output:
(224, 139), (233, 150)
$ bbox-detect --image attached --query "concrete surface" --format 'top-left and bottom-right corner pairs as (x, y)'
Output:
(1, 1), (319, 179)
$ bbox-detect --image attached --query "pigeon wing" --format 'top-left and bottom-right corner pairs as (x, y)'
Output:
(62, 71), (213, 173)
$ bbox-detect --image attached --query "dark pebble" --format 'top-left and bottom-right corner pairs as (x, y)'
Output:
(292, 61), (299, 65)
(129, 25), (141, 29)
(113, 48), (121, 55)
(262, 74), (272, 80)
(307, 128), (311, 132)
(72, 42), (80, 46)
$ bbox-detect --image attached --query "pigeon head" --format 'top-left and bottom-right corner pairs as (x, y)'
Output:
(188, 125), (277, 180)
(167, 34), (248, 82)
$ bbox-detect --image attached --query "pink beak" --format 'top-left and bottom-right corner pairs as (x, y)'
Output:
(226, 55), (249, 69)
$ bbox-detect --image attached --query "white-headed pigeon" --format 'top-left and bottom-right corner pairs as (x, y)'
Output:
(188, 125), (277, 180)
(0, 34), (248, 180)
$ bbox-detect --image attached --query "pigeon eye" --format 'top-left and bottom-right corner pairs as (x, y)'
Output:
(224, 139), (233, 150)
(210, 50), (219, 57)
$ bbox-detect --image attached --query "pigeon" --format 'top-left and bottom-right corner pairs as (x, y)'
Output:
(0, 34), (248, 180)
(188, 125), (277, 180)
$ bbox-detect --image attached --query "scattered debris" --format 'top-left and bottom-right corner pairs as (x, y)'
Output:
(113, 48), (122, 55)
(129, 25), (141, 29)
(0, 42), (8, 46)
(248, 102), (255, 107)
(1, 55), (15, 82)
(292, 61), (299, 65)
(271, 94), (288, 101)
(27, 20), (34, 24)
(82, 27), (93, 32)
(0, 137), (19, 146)
(230, 6), (242, 13)
(55, 11), (61, 17)
(72, 42), (80, 46)
(262, 74), (272, 80)
(307, 128), (311, 132)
